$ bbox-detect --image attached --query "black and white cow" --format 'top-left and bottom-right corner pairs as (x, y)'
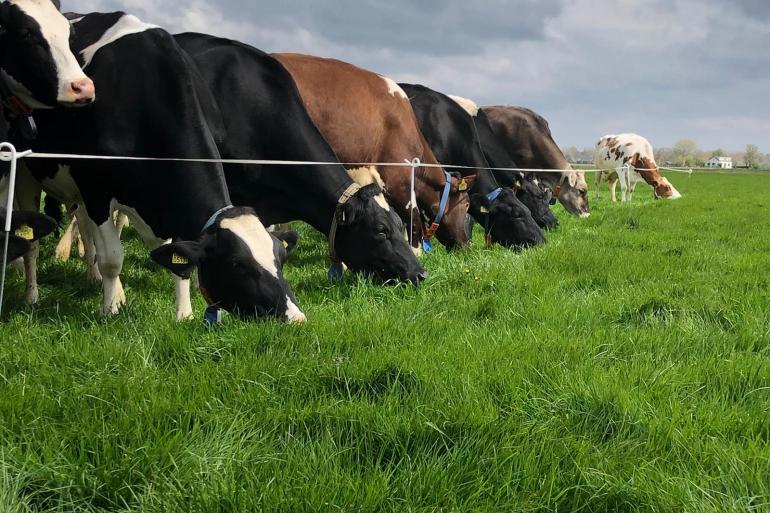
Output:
(447, 96), (559, 230)
(3, 9), (305, 322)
(0, 0), (85, 274)
(399, 83), (545, 248)
(174, 33), (426, 283)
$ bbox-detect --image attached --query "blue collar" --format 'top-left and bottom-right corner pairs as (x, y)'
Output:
(486, 187), (504, 202)
(424, 171), (453, 240)
(201, 205), (234, 233)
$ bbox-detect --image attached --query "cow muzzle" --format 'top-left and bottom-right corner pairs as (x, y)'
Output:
(61, 78), (95, 105)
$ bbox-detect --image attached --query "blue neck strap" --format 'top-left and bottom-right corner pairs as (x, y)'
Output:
(432, 171), (453, 228)
(201, 205), (234, 233)
(486, 187), (504, 202)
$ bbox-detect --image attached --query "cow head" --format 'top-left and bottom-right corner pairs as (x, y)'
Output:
(555, 170), (590, 218)
(0, 0), (95, 108)
(419, 170), (474, 250)
(0, 207), (58, 263)
(334, 177), (427, 284)
(483, 106), (591, 218)
(470, 188), (545, 249)
(151, 207), (305, 323)
(653, 177), (681, 199)
(516, 175), (558, 229)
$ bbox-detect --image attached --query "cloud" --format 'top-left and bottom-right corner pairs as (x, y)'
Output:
(63, 0), (769, 152)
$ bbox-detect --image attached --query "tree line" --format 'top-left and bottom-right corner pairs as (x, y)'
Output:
(562, 141), (769, 169)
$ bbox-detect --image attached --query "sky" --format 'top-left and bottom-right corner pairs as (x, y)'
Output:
(66, 0), (770, 153)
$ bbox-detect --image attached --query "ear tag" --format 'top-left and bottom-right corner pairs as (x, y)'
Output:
(328, 262), (345, 281)
(171, 253), (189, 265)
(515, 180), (522, 189)
(422, 239), (433, 252)
(458, 179), (469, 192)
(203, 306), (223, 328)
(282, 240), (289, 249)
(15, 225), (34, 241)
(480, 207), (489, 214)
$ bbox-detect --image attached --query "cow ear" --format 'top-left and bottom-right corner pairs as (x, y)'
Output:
(150, 240), (204, 279)
(273, 230), (299, 256)
(452, 175), (476, 194)
(4, 235), (31, 265)
(1, 211), (58, 243)
(470, 193), (492, 212)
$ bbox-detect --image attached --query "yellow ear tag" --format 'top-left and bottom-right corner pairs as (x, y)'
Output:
(282, 240), (289, 249)
(171, 253), (189, 265)
(480, 207), (489, 214)
(515, 180), (522, 189)
(458, 179), (469, 192)
(15, 225), (34, 241)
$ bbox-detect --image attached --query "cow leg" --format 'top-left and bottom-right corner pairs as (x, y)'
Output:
(15, 171), (43, 305)
(175, 277), (193, 321)
(618, 169), (629, 202)
(54, 218), (77, 261)
(76, 221), (85, 258)
(82, 211), (126, 316)
(76, 211), (103, 284)
(114, 212), (130, 238)
(609, 179), (619, 202)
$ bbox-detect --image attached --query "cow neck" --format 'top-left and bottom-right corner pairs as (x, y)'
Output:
(281, 165), (353, 236)
(0, 72), (38, 140)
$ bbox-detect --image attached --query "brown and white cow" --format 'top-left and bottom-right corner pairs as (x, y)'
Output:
(273, 53), (474, 251)
(594, 134), (681, 202)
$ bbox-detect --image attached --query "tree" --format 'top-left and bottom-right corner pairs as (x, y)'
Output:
(712, 148), (726, 157)
(745, 144), (761, 169)
(671, 139), (700, 167)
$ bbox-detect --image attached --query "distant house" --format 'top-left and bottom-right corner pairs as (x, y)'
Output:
(705, 156), (733, 169)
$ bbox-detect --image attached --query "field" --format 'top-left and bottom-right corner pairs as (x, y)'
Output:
(1, 171), (769, 512)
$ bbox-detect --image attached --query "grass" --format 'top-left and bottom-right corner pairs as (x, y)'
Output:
(0, 172), (769, 512)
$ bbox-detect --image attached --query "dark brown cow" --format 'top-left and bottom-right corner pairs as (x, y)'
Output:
(273, 53), (474, 250)
(481, 105), (591, 218)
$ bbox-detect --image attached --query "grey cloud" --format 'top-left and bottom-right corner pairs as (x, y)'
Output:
(63, 0), (769, 151)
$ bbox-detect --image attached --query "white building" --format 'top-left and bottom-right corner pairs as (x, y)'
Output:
(705, 156), (733, 169)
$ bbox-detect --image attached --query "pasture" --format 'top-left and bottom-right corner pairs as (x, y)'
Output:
(1, 171), (769, 512)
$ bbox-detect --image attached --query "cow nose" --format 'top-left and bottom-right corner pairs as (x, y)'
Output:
(70, 78), (95, 102)
(417, 270), (429, 282)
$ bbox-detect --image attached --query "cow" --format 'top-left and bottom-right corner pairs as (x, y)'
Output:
(2, 9), (305, 322)
(174, 33), (426, 284)
(481, 106), (591, 218)
(594, 134), (681, 202)
(399, 83), (545, 248)
(0, 0), (87, 274)
(445, 94), (559, 230)
(272, 53), (474, 251)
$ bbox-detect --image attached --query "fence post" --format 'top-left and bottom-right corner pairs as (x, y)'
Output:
(0, 142), (32, 318)
(406, 158), (420, 248)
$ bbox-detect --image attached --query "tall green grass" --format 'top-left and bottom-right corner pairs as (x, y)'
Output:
(1, 172), (768, 512)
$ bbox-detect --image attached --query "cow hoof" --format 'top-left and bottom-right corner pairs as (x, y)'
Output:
(176, 311), (194, 322)
(25, 290), (40, 306)
(87, 268), (103, 284)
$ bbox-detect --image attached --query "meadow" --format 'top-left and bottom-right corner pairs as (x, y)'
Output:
(0, 171), (768, 512)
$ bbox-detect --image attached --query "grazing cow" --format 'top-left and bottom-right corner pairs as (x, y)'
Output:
(399, 83), (545, 248)
(445, 94), (558, 230)
(273, 53), (474, 251)
(174, 33), (426, 284)
(482, 106), (591, 218)
(594, 134), (681, 202)
(3, 10), (304, 322)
